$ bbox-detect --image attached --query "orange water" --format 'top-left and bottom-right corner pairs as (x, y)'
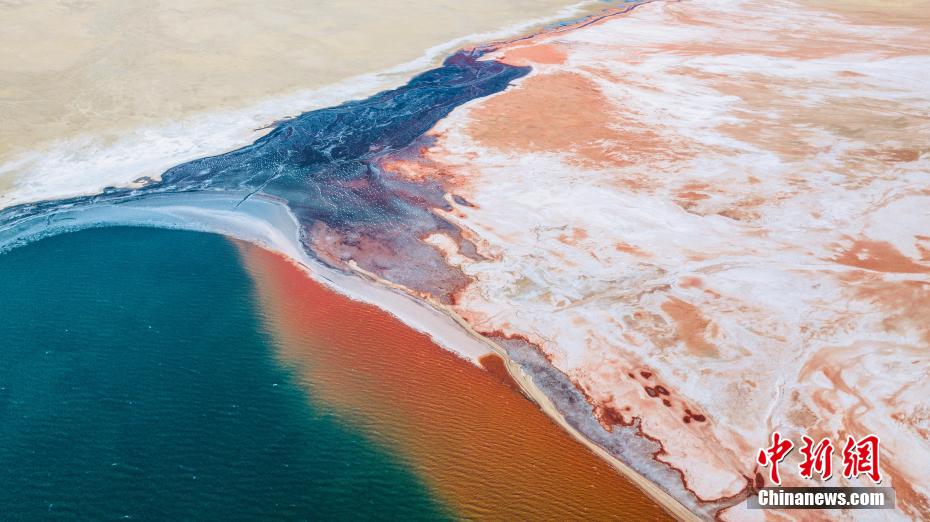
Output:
(239, 243), (672, 520)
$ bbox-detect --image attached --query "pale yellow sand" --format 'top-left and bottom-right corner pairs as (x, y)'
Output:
(0, 0), (599, 208)
(799, 0), (930, 27)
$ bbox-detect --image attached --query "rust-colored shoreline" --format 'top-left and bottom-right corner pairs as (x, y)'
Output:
(215, 7), (706, 519)
(235, 241), (696, 521)
(344, 260), (702, 520)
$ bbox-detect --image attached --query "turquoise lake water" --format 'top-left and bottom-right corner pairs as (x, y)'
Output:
(0, 227), (450, 521)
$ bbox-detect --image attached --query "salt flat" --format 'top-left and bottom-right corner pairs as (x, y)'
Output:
(385, 0), (930, 518)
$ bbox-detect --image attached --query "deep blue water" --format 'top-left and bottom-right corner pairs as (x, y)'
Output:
(0, 227), (450, 521)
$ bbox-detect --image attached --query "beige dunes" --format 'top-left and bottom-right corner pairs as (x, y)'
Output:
(386, 0), (930, 519)
(0, 0), (600, 208)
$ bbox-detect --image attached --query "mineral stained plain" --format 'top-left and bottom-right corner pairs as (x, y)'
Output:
(381, 1), (930, 519)
(1, 0), (929, 520)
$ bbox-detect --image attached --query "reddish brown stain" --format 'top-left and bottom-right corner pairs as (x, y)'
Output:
(862, 147), (921, 163)
(615, 241), (649, 257)
(499, 43), (568, 66)
(557, 227), (588, 245)
(839, 70), (866, 77)
(679, 276), (702, 289)
(886, 465), (930, 519)
(466, 71), (665, 169)
(661, 297), (720, 357)
(379, 156), (449, 183)
(675, 191), (710, 201)
(597, 405), (632, 431)
(915, 235), (930, 262)
(479, 352), (522, 393)
(855, 278), (930, 344)
(831, 239), (929, 274)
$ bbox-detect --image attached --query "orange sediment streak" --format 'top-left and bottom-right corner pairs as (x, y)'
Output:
(478, 353), (522, 393)
(238, 243), (672, 520)
(465, 71), (664, 169)
(831, 239), (930, 274)
(498, 43), (567, 66)
(660, 297), (719, 358)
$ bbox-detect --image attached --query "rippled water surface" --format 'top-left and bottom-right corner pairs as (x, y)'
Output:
(0, 227), (449, 521)
(0, 226), (669, 520)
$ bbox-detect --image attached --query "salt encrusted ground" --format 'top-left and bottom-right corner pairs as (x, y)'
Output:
(386, 1), (930, 518)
